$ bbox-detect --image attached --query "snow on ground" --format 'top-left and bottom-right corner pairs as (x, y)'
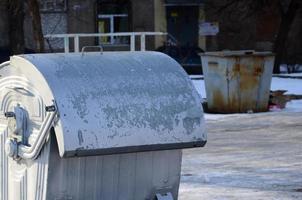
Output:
(280, 64), (302, 74)
(276, 73), (302, 78)
(179, 75), (302, 199)
(179, 112), (302, 200)
(191, 75), (302, 120)
(179, 77), (302, 200)
(271, 77), (302, 94)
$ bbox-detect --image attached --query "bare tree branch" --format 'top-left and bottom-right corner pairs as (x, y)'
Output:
(7, 0), (24, 54)
(26, 0), (44, 53)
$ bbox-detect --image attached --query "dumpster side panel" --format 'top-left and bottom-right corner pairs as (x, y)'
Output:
(257, 56), (274, 111)
(226, 58), (241, 113)
(202, 56), (230, 113)
(0, 130), (50, 200)
(46, 137), (182, 200)
(0, 63), (52, 200)
(239, 57), (264, 112)
(133, 150), (181, 199)
(0, 126), (8, 200)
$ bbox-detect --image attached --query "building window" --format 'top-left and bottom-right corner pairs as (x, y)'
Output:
(97, 0), (130, 45)
(39, 0), (67, 13)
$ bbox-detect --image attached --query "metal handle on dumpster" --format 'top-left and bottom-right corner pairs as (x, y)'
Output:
(81, 45), (104, 56)
(4, 101), (58, 160)
(5, 86), (34, 97)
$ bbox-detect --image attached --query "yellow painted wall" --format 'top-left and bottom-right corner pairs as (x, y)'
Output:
(154, 0), (167, 49)
(198, 6), (206, 50)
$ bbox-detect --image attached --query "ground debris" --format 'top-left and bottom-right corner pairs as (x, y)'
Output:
(294, 188), (302, 192)
(269, 90), (302, 109)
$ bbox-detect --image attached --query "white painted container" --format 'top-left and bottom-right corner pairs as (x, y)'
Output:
(0, 52), (206, 200)
(200, 50), (274, 113)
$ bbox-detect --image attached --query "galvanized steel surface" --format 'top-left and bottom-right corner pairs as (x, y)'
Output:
(46, 137), (182, 200)
(201, 52), (274, 113)
(1, 51), (206, 157)
(0, 51), (206, 200)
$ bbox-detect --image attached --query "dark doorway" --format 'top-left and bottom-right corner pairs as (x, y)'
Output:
(166, 6), (199, 47)
(160, 6), (202, 74)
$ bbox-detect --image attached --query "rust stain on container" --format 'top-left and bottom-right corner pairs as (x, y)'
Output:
(201, 52), (274, 113)
(233, 60), (240, 73)
(253, 57), (264, 76)
(254, 66), (263, 76)
(212, 89), (239, 113)
(212, 89), (228, 113)
(228, 94), (240, 113)
(208, 61), (219, 68)
(239, 60), (261, 91)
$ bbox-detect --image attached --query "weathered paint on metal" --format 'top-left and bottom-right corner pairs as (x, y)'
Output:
(46, 136), (182, 200)
(201, 52), (274, 113)
(4, 51), (206, 157)
(0, 51), (206, 200)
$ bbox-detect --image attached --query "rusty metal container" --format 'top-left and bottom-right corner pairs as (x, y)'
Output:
(200, 50), (274, 113)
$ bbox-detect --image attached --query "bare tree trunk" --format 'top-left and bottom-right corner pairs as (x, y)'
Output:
(273, 0), (300, 74)
(27, 0), (44, 53)
(7, 0), (24, 54)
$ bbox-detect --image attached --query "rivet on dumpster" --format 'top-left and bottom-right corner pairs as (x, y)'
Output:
(0, 51), (207, 200)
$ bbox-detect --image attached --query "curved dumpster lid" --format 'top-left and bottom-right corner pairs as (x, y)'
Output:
(1, 52), (206, 157)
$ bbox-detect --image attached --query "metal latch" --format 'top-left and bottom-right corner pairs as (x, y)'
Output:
(4, 112), (15, 118)
(46, 105), (56, 112)
(5, 105), (28, 139)
(5, 139), (18, 160)
(4, 104), (28, 160)
(4, 101), (58, 160)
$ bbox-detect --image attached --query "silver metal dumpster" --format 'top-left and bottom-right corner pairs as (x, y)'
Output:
(0, 51), (206, 200)
(200, 50), (274, 113)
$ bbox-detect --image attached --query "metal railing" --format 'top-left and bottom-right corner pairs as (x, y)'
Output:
(44, 32), (167, 53)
